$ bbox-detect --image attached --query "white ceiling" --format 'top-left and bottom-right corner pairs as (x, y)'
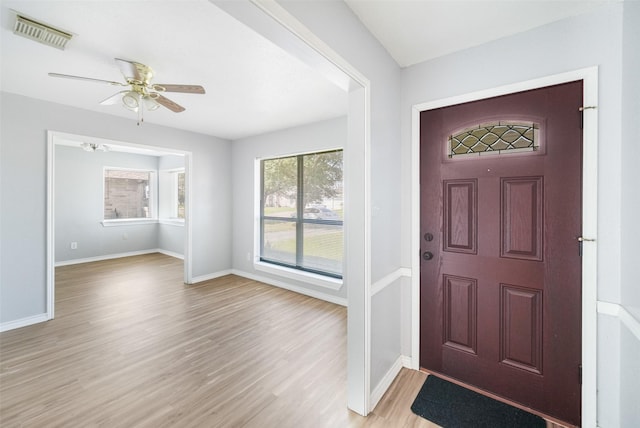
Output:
(0, 0), (348, 140)
(344, 0), (613, 68)
(0, 1), (612, 141)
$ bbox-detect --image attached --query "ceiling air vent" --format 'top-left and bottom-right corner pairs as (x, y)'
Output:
(13, 14), (72, 50)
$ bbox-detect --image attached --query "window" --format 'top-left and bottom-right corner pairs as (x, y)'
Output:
(104, 169), (154, 220)
(449, 121), (540, 158)
(158, 168), (185, 222)
(260, 150), (343, 278)
(176, 171), (185, 219)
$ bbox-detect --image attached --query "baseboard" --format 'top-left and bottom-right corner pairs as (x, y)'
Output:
(370, 355), (405, 411)
(54, 249), (185, 267)
(191, 269), (234, 284)
(156, 249), (184, 260)
(0, 313), (49, 333)
(231, 269), (348, 307)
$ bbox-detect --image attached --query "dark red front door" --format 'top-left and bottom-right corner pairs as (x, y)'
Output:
(420, 81), (582, 425)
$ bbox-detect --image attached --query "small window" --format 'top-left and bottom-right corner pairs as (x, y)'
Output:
(158, 168), (185, 221)
(260, 150), (343, 278)
(176, 171), (185, 219)
(104, 169), (154, 219)
(449, 122), (539, 158)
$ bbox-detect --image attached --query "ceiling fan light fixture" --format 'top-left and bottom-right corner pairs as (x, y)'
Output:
(122, 91), (140, 111)
(81, 142), (109, 152)
(143, 95), (161, 111)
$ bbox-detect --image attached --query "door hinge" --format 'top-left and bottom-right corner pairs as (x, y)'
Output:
(579, 105), (597, 129)
(579, 364), (582, 384)
(577, 236), (596, 256)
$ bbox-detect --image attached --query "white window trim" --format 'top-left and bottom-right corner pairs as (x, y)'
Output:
(254, 260), (343, 290)
(103, 166), (157, 221)
(159, 218), (185, 226)
(101, 218), (158, 227)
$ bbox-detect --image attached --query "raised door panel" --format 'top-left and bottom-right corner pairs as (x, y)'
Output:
(501, 177), (543, 261)
(443, 179), (477, 254)
(443, 274), (477, 355)
(500, 284), (543, 374)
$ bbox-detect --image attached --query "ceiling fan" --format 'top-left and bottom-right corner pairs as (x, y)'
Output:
(49, 58), (205, 124)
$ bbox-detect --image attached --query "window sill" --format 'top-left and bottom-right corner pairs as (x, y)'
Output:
(159, 219), (185, 226)
(254, 261), (343, 290)
(101, 219), (158, 227)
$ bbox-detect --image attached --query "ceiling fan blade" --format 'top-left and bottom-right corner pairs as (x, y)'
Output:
(99, 91), (128, 105)
(48, 72), (125, 86)
(155, 94), (185, 113)
(114, 58), (152, 84)
(152, 84), (205, 94)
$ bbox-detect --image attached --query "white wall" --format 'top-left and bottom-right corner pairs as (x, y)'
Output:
(0, 92), (231, 325)
(619, 2), (640, 427)
(54, 145), (160, 262)
(231, 116), (348, 301)
(158, 154), (186, 257)
(401, 3), (636, 426)
(278, 0), (404, 405)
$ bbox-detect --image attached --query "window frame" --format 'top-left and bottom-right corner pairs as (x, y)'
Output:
(102, 167), (157, 225)
(158, 168), (186, 225)
(258, 149), (344, 281)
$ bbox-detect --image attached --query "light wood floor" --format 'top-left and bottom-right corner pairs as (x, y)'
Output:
(0, 253), (436, 428)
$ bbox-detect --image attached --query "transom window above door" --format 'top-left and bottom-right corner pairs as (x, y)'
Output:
(448, 121), (540, 158)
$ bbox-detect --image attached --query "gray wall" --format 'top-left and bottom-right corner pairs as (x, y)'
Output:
(401, 3), (637, 426)
(279, 0), (404, 399)
(55, 145), (160, 262)
(158, 154), (186, 257)
(0, 92), (231, 324)
(620, 2), (640, 427)
(157, 223), (184, 257)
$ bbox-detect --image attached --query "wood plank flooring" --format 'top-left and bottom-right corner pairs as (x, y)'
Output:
(0, 253), (435, 428)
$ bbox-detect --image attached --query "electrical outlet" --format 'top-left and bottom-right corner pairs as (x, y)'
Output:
(122, 233), (128, 240)
(70, 242), (78, 250)
(246, 252), (251, 261)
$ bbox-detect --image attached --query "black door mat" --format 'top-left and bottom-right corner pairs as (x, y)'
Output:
(411, 375), (547, 428)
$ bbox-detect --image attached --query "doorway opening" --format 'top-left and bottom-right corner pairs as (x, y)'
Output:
(46, 131), (193, 319)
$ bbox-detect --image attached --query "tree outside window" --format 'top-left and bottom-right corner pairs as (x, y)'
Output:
(261, 150), (343, 278)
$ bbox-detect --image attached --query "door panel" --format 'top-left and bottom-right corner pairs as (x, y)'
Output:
(499, 283), (543, 374)
(443, 179), (477, 254)
(443, 274), (477, 354)
(420, 81), (582, 425)
(500, 176), (543, 260)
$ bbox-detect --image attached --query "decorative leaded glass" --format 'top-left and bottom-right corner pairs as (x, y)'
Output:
(449, 122), (539, 157)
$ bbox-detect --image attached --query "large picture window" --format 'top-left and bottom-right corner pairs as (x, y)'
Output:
(260, 150), (343, 278)
(104, 169), (153, 220)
